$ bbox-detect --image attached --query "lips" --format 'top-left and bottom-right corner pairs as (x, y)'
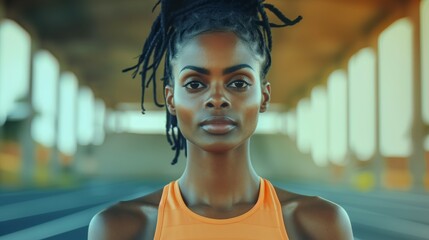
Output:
(199, 116), (237, 135)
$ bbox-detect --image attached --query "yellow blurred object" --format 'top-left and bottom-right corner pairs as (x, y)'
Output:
(0, 153), (20, 172)
(382, 157), (412, 190)
(352, 171), (376, 191)
(0, 141), (22, 186)
(34, 164), (51, 187)
(33, 144), (52, 186)
(0, 154), (21, 186)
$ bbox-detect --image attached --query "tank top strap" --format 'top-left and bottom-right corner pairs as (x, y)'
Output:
(264, 179), (290, 239)
(153, 181), (173, 240)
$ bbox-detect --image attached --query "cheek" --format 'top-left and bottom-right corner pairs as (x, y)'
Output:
(175, 105), (194, 132)
(244, 104), (260, 124)
(240, 91), (262, 126)
(241, 89), (262, 110)
(173, 88), (197, 125)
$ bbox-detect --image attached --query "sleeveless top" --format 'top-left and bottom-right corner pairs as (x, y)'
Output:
(153, 178), (289, 240)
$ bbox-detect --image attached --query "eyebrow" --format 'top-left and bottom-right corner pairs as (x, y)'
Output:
(179, 64), (254, 75)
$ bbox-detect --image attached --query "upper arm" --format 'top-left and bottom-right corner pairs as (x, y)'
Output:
(334, 205), (354, 239)
(297, 197), (354, 240)
(88, 212), (110, 240)
(88, 206), (148, 240)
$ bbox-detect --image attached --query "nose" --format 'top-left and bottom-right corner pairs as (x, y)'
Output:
(205, 84), (231, 109)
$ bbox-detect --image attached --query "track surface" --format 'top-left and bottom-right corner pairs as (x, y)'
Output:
(1, 180), (428, 240)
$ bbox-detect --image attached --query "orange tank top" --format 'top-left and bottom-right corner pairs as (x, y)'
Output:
(153, 178), (289, 240)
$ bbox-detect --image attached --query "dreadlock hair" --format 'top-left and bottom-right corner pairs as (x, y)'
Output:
(123, 0), (302, 165)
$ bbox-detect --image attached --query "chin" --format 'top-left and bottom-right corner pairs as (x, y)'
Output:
(201, 143), (237, 153)
(196, 136), (251, 153)
(184, 130), (253, 153)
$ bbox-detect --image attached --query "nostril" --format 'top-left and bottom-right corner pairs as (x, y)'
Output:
(205, 99), (230, 109)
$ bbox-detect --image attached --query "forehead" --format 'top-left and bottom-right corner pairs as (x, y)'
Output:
(173, 31), (262, 70)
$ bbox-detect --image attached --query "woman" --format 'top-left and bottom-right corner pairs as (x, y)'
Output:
(89, 0), (354, 239)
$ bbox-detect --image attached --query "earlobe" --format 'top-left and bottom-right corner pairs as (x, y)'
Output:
(260, 82), (271, 113)
(165, 86), (176, 115)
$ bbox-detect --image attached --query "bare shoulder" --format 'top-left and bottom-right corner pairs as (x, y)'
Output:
(274, 186), (353, 240)
(88, 187), (164, 240)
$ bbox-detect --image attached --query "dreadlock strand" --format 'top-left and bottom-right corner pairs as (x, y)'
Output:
(152, 0), (161, 13)
(256, 3), (273, 51)
(139, 30), (165, 112)
(170, 117), (178, 148)
(146, 38), (164, 88)
(171, 137), (180, 165)
(146, 39), (169, 107)
(148, 28), (173, 73)
(263, 3), (302, 28)
(170, 128), (185, 165)
(140, 82), (146, 113)
(123, 16), (162, 77)
(166, 118), (174, 146)
(171, 132), (177, 151)
(151, 67), (161, 107)
(169, 0), (213, 24)
(138, 16), (162, 76)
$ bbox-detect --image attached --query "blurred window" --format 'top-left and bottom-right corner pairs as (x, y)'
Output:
(123, 110), (163, 134)
(0, 19), (31, 125)
(311, 86), (328, 166)
(327, 70), (348, 164)
(106, 110), (119, 133)
(93, 99), (106, 145)
(378, 18), (413, 157)
(31, 50), (59, 147)
(296, 98), (311, 154)
(348, 48), (376, 160)
(422, 0), (429, 124)
(77, 87), (95, 145)
(285, 110), (297, 140)
(57, 72), (78, 155)
(256, 112), (285, 134)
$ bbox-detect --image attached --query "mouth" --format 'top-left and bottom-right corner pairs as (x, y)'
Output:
(199, 116), (237, 135)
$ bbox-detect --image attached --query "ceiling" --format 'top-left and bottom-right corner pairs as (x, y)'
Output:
(1, 0), (411, 110)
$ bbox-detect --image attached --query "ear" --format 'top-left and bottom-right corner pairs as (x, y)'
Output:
(165, 85), (176, 115)
(260, 82), (271, 113)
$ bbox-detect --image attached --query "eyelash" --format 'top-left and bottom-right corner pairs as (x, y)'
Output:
(183, 80), (205, 90)
(183, 78), (252, 91)
(228, 79), (252, 89)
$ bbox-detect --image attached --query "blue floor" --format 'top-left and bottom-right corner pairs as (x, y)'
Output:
(1, 179), (428, 240)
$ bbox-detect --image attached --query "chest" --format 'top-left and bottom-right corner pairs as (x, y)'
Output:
(185, 203), (256, 219)
(154, 208), (288, 239)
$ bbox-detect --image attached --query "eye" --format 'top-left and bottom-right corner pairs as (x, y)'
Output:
(183, 80), (206, 90)
(227, 79), (251, 89)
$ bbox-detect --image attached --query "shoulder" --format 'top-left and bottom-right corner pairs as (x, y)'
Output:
(88, 187), (164, 240)
(274, 186), (353, 240)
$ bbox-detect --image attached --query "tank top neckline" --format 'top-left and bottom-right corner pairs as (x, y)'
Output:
(173, 177), (265, 224)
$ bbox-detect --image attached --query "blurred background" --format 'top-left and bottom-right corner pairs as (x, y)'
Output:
(0, 0), (428, 239)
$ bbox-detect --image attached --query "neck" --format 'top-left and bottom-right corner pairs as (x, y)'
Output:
(178, 140), (260, 210)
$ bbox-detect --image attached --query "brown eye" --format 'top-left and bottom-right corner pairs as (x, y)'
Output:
(228, 80), (251, 89)
(184, 81), (206, 90)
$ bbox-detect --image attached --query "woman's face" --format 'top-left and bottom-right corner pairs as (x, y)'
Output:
(166, 31), (270, 153)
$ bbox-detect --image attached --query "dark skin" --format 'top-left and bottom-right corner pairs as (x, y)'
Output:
(88, 32), (353, 240)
